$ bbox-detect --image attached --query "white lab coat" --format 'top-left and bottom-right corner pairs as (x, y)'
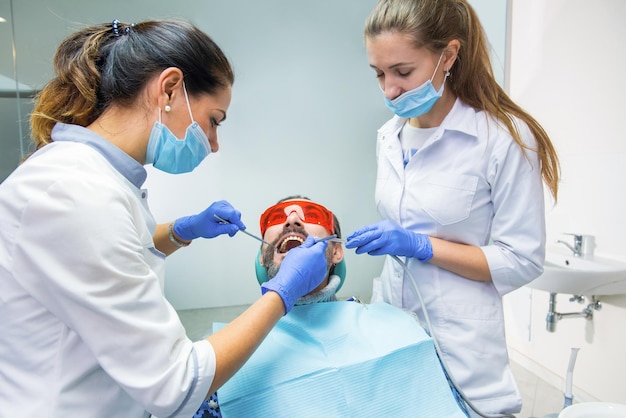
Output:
(371, 99), (546, 415)
(0, 123), (215, 417)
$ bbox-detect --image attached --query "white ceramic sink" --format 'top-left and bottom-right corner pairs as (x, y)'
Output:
(526, 250), (626, 295)
(559, 402), (626, 417)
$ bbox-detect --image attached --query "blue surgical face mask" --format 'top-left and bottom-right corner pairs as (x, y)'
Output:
(145, 83), (211, 174)
(384, 53), (449, 118)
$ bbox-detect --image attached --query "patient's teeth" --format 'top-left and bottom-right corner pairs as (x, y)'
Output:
(279, 236), (304, 253)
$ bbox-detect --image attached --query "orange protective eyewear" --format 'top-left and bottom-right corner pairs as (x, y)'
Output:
(260, 200), (334, 236)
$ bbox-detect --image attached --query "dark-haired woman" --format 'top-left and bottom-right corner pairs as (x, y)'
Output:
(0, 19), (328, 417)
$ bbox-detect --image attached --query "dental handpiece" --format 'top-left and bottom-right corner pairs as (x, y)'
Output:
(213, 214), (275, 248)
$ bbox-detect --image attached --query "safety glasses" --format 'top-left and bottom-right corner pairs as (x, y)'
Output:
(260, 200), (334, 236)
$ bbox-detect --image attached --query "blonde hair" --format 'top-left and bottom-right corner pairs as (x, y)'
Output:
(365, 0), (560, 201)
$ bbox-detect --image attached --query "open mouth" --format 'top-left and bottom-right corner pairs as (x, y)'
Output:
(277, 233), (306, 254)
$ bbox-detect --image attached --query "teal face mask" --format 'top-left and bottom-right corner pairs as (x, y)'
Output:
(384, 53), (448, 119)
(146, 84), (211, 174)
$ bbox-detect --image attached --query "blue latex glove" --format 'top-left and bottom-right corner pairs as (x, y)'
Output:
(174, 200), (246, 240)
(345, 220), (433, 262)
(261, 236), (329, 314)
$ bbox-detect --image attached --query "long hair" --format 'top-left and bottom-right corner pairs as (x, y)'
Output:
(29, 19), (234, 156)
(365, 0), (560, 201)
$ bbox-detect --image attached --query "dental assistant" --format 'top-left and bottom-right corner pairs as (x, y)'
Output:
(345, 0), (560, 416)
(0, 19), (328, 418)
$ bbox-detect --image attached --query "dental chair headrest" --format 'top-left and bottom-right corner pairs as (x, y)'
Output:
(255, 249), (346, 293)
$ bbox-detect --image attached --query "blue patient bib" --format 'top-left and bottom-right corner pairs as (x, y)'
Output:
(214, 301), (466, 418)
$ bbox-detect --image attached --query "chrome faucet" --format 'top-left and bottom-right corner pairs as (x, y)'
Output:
(556, 234), (583, 257)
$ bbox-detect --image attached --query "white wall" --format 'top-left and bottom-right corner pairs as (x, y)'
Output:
(1, 0), (388, 309)
(147, 0), (508, 309)
(505, 0), (626, 404)
(143, 0), (387, 309)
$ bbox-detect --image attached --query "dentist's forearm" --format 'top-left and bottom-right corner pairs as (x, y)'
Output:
(205, 291), (285, 394)
(428, 237), (492, 282)
(154, 222), (191, 256)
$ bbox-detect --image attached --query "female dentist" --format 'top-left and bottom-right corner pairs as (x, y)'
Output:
(0, 19), (328, 417)
(346, 0), (560, 416)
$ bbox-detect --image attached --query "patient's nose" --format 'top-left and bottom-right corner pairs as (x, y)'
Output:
(284, 210), (305, 229)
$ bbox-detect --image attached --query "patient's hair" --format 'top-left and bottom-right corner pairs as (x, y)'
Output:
(29, 19), (233, 156)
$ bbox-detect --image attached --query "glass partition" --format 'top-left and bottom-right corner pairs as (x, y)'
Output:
(0, 1), (34, 181)
(0, 0), (204, 182)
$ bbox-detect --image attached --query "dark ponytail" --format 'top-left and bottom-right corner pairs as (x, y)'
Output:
(29, 19), (234, 154)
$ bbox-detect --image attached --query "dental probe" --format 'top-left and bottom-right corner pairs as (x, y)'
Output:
(312, 234), (341, 244)
(213, 214), (275, 248)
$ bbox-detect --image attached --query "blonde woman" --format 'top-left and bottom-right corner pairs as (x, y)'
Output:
(346, 0), (560, 416)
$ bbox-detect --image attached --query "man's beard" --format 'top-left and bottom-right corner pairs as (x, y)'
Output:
(262, 227), (333, 280)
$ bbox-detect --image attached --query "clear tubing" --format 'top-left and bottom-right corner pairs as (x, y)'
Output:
(563, 347), (580, 408)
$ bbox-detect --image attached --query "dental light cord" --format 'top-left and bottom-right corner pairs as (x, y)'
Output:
(390, 255), (516, 418)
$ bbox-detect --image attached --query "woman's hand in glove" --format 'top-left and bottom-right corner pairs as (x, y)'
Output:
(261, 236), (329, 314)
(174, 200), (246, 240)
(346, 220), (433, 262)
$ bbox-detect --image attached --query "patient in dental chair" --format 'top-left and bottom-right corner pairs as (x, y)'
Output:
(194, 196), (468, 418)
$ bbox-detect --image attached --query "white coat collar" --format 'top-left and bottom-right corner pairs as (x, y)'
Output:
(377, 98), (479, 141)
(51, 122), (147, 188)
(375, 99), (480, 177)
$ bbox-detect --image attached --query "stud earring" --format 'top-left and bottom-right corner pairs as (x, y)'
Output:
(164, 105), (171, 113)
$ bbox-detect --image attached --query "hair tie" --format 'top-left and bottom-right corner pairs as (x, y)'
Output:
(111, 19), (121, 37)
(111, 19), (134, 37)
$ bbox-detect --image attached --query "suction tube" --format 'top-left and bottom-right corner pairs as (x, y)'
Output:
(390, 255), (516, 418)
(563, 347), (580, 408)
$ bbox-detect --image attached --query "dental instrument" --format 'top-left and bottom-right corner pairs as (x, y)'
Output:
(312, 234), (342, 244)
(215, 214), (343, 249)
(213, 214), (275, 248)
